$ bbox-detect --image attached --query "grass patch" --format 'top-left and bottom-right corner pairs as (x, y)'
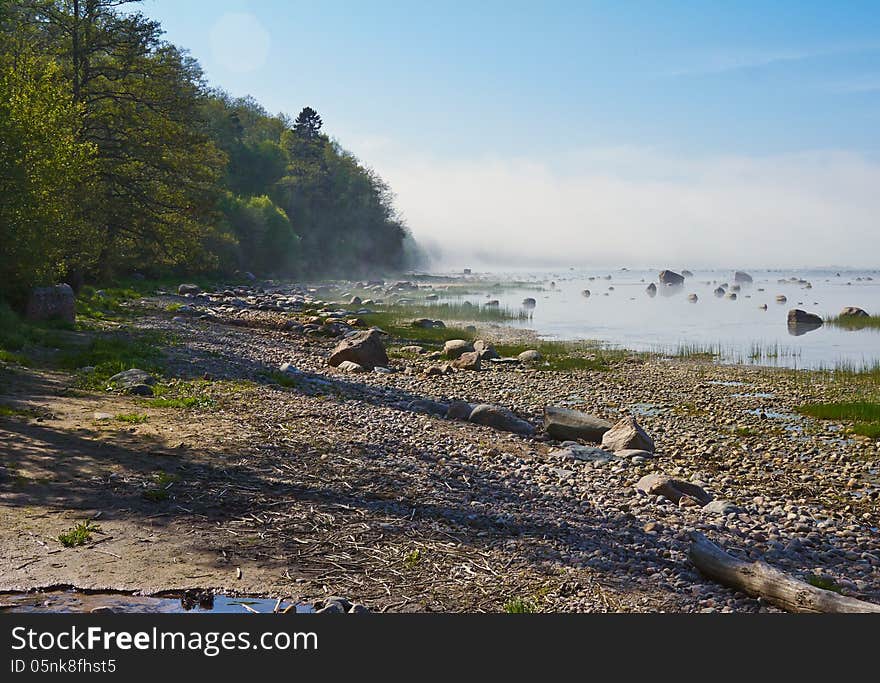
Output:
(360, 311), (478, 346)
(403, 549), (421, 570)
(115, 412), (148, 424)
(147, 380), (216, 410)
(503, 597), (537, 614)
(75, 286), (141, 322)
(826, 314), (880, 330)
(380, 301), (531, 323)
(796, 401), (880, 439)
(805, 574), (843, 593)
(733, 426), (759, 437)
(142, 471), (178, 502)
(58, 520), (100, 547)
(61, 332), (168, 390)
(494, 340), (645, 371)
(0, 404), (40, 418)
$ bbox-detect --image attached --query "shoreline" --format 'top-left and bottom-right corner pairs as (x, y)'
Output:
(1, 279), (878, 612)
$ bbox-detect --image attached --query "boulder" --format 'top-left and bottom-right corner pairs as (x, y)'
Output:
(714, 286), (726, 297)
(443, 339), (474, 359)
(451, 351), (481, 370)
(687, 293), (698, 303)
(734, 271), (753, 284)
(682, 270), (694, 278)
(702, 499), (739, 515)
(522, 297), (537, 307)
(635, 473), (712, 505)
(328, 329), (389, 370)
(646, 283), (657, 296)
(178, 283), (201, 295)
(336, 360), (366, 373)
(473, 339), (500, 360)
(601, 416), (654, 453)
(412, 318), (444, 329)
(25, 284), (75, 324)
(776, 295), (787, 303)
(446, 400), (474, 420)
(400, 345), (425, 354)
(108, 368), (156, 389)
(517, 349), (542, 363)
(407, 399), (449, 416)
(468, 404), (534, 435)
(581, 289), (591, 298)
(840, 307), (869, 318)
(543, 407), (612, 443)
(658, 270), (685, 286)
(614, 448), (655, 460)
(787, 309), (823, 326)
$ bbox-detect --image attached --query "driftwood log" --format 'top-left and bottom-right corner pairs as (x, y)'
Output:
(688, 532), (880, 613)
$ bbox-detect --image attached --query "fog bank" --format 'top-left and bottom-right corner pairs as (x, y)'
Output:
(366, 146), (880, 270)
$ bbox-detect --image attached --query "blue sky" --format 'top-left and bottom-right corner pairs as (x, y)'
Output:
(144, 0), (880, 267)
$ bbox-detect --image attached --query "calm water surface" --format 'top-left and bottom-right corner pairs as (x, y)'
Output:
(431, 267), (880, 370)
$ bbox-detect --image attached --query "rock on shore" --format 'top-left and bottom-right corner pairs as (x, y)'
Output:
(543, 407), (612, 442)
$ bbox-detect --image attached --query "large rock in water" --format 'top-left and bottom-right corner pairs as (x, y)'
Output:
(601, 415), (654, 453)
(178, 283), (201, 295)
(469, 404), (534, 435)
(840, 306), (869, 318)
(543, 406), (612, 443)
(658, 270), (685, 286)
(328, 329), (388, 370)
(25, 284), (75, 324)
(734, 271), (753, 284)
(787, 309), (823, 326)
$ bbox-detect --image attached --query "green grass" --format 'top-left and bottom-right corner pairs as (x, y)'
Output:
(825, 314), (880, 330)
(796, 401), (880, 439)
(805, 574), (843, 593)
(379, 301), (532, 323)
(733, 426), (759, 437)
(0, 404), (40, 419)
(148, 381), (216, 410)
(61, 333), (167, 390)
(359, 311), (479, 346)
(494, 340), (645, 371)
(503, 597), (537, 614)
(142, 472), (178, 502)
(58, 521), (100, 547)
(115, 412), (148, 424)
(403, 549), (422, 570)
(75, 286), (141, 321)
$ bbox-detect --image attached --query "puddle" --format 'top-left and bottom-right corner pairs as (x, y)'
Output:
(0, 590), (314, 614)
(627, 402), (663, 416)
(745, 408), (798, 420)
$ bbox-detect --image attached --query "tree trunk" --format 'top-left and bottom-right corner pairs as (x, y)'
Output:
(688, 532), (880, 613)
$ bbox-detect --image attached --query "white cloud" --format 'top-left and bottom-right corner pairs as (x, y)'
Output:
(361, 145), (880, 269)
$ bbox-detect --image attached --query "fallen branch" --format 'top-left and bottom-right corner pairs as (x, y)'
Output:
(689, 532), (880, 613)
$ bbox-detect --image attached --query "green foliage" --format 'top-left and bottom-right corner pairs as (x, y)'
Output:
(0, 47), (96, 304)
(115, 412), (148, 424)
(0, 1), (417, 307)
(826, 314), (880, 330)
(503, 597), (536, 613)
(222, 194), (300, 274)
(796, 401), (880, 440)
(58, 520), (100, 547)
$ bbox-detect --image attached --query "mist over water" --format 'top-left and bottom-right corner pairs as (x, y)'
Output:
(423, 267), (880, 370)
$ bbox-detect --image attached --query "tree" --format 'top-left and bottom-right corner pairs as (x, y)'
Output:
(28, 0), (226, 277)
(293, 106), (322, 140)
(0, 46), (96, 304)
